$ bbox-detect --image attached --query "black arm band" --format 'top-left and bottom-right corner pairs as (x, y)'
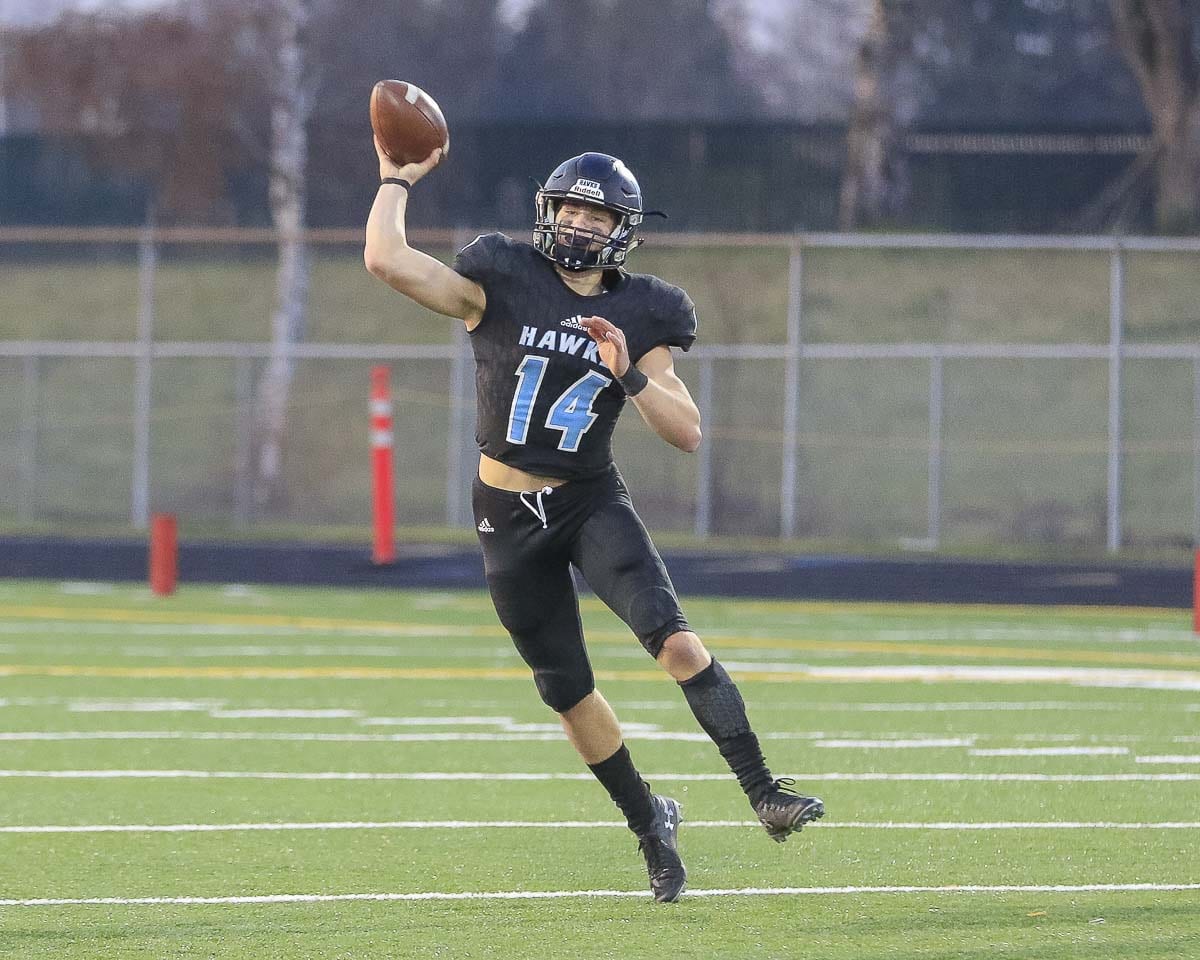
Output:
(380, 177), (412, 189)
(617, 363), (649, 398)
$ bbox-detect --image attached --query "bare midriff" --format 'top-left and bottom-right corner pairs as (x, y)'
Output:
(478, 453), (568, 492)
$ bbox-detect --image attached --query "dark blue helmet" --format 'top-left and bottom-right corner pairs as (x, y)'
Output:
(533, 152), (644, 271)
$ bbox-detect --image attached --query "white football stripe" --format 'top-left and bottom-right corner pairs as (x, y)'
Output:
(208, 709), (362, 720)
(4, 883), (1199, 907)
(813, 701), (1142, 712)
(0, 731), (704, 743)
(2, 769), (1199, 782)
(720, 664), (1200, 692)
(1136, 755), (1200, 764)
(969, 747), (1130, 757)
(0, 729), (1129, 744)
(815, 739), (975, 749)
(2, 820), (1198, 835)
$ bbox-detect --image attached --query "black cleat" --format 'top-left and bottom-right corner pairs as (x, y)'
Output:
(637, 794), (686, 902)
(754, 778), (825, 843)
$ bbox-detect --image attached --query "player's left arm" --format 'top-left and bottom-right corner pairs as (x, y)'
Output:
(579, 317), (702, 453)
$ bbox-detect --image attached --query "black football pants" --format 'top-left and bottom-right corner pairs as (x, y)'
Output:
(472, 464), (690, 713)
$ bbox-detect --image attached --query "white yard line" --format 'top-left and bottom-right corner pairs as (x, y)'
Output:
(969, 747), (1130, 757)
(3, 819), (1198, 835)
(0, 621), (487, 640)
(1136, 755), (1200, 764)
(8, 697), (1191, 714)
(0, 731), (709, 743)
(4, 883), (1199, 907)
(721, 664), (1200, 692)
(67, 701), (221, 713)
(804, 701), (1147, 712)
(5, 661), (1199, 689)
(0, 730), (1161, 747)
(1, 769), (1199, 782)
(815, 739), (976, 749)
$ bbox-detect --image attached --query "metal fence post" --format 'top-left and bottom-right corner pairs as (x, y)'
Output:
(780, 237), (803, 539)
(130, 224), (157, 530)
(445, 231), (479, 529)
(446, 320), (470, 528)
(233, 354), (254, 528)
(694, 355), (714, 538)
(1106, 240), (1125, 553)
(18, 355), (39, 522)
(1194, 357), (1200, 548)
(928, 354), (944, 547)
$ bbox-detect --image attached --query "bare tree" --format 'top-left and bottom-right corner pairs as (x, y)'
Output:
(250, 0), (315, 511)
(1111, 0), (1200, 232)
(4, 8), (254, 221)
(717, 0), (869, 121)
(839, 0), (924, 229)
(10, 0), (317, 511)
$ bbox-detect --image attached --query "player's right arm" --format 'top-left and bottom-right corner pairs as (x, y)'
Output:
(364, 140), (486, 330)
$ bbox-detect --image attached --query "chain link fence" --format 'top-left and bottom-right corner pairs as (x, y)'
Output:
(1, 227), (1197, 554)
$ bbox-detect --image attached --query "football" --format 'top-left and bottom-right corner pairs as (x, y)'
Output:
(370, 80), (450, 167)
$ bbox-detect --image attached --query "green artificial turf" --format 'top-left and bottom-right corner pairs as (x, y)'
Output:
(0, 580), (1197, 957)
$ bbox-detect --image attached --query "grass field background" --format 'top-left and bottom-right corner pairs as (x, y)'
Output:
(0, 579), (1197, 958)
(1, 240), (1197, 552)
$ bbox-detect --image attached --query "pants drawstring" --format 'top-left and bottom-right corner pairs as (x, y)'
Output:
(519, 486), (555, 529)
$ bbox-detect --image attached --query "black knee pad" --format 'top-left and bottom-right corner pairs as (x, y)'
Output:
(628, 585), (690, 656)
(534, 666), (595, 714)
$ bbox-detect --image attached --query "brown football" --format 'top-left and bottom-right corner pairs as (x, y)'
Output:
(370, 80), (450, 167)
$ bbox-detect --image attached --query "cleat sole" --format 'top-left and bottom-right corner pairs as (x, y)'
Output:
(760, 797), (825, 843)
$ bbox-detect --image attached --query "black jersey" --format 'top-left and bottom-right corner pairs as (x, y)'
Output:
(454, 232), (697, 480)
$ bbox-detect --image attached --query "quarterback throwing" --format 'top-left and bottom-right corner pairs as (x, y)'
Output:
(364, 140), (823, 903)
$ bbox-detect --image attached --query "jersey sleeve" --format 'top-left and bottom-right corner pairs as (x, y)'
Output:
(452, 232), (508, 290)
(631, 286), (698, 363)
(662, 290), (698, 352)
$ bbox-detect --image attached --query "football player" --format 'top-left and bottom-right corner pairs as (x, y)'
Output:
(365, 143), (823, 902)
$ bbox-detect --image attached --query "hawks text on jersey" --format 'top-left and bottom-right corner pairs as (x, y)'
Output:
(454, 233), (697, 480)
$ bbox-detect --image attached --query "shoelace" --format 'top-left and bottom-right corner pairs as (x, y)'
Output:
(518, 485), (555, 529)
(637, 836), (674, 875)
(759, 777), (800, 810)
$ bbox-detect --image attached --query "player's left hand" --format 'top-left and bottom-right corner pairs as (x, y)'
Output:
(579, 316), (630, 377)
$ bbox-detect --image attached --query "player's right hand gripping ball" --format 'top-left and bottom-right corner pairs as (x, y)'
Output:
(370, 80), (450, 166)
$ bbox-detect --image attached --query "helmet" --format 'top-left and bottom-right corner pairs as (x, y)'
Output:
(533, 152), (644, 271)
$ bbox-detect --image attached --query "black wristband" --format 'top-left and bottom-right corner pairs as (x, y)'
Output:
(617, 363), (649, 397)
(380, 177), (412, 189)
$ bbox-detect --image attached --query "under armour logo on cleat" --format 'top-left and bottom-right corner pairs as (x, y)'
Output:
(477, 518), (495, 533)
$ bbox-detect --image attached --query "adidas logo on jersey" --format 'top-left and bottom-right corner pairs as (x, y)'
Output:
(477, 517), (495, 533)
(560, 315), (588, 331)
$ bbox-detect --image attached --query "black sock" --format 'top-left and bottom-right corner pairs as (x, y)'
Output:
(587, 743), (656, 836)
(680, 659), (774, 805)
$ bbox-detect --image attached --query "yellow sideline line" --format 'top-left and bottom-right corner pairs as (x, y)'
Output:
(686, 636), (1200, 667)
(701, 597), (1188, 621)
(0, 605), (487, 633)
(1, 605), (1198, 668)
(0, 664), (540, 681)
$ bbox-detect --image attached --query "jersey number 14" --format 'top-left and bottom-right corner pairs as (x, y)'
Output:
(507, 355), (612, 453)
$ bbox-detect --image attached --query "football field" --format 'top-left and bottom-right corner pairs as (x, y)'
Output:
(0, 579), (1197, 959)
